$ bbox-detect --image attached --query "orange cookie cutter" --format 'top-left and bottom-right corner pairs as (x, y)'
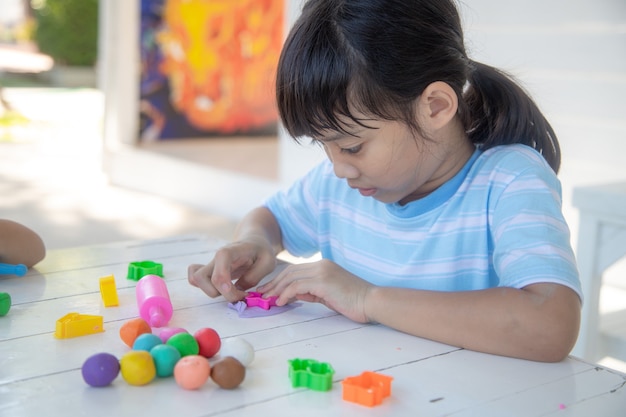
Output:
(342, 371), (393, 407)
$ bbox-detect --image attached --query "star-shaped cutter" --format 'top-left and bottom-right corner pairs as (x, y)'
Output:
(244, 291), (278, 310)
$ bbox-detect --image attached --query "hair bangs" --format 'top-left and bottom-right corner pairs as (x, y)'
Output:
(276, 20), (352, 140)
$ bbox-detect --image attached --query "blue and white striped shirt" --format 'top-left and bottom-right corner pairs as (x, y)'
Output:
(265, 144), (581, 298)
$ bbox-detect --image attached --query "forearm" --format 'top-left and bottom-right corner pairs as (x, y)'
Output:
(364, 283), (580, 362)
(0, 220), (46, 267)
(233, 207), (284, 256)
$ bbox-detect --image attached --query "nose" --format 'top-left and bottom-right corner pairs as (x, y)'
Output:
(331, 157), (359, 179)
(323, 144), (359, 179)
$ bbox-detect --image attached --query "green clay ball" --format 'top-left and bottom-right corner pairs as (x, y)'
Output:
(0, 293), (11, 317)
(167, 332), (199, 357)
(150, 344), (181, 377)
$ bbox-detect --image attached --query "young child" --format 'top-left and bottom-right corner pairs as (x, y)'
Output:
(0, 219), (46, 268)
(188, 0), (581, 362)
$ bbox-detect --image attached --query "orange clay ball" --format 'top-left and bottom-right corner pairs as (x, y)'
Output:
(174, 355), (211, 390)
(210, 356), (246, 389)
(120, 350), (156, 386)
(120, 317), (152, 348)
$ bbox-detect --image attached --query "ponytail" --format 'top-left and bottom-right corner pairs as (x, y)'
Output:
(462, 61), (561, 173)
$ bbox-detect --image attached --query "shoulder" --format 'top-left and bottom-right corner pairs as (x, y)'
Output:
(470, 144), (559, 189)
(463, 144), (562, 207)
(475, 144), (553, 173)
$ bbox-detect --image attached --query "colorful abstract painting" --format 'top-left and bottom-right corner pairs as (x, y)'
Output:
(139, 0), (283, 140)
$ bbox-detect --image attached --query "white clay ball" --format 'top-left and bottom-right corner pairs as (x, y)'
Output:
(220, 337), (255, 367)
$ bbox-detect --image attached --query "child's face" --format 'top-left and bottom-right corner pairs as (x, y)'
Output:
(318, 116), (463, 205)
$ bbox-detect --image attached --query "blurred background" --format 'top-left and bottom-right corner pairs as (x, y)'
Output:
(0, 0), (625, 371)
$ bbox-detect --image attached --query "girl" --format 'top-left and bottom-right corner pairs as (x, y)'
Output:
(188, 0), (582, 362)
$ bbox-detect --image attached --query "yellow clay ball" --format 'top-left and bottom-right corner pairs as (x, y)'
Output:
(120, 350), (156, 386)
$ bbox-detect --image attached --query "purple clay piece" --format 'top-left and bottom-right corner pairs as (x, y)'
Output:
(82, 352), (120, 387)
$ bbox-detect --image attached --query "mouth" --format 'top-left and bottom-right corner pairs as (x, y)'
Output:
(356, 187), (377, 197)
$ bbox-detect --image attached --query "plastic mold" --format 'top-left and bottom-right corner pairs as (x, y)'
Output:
(55, 313), (104, 338)
(244, 292), (278, 310)
(127, 260), (163, 281)
(342, 371), (393, 407)
(99, 275), (119, 307)
(288, 358), (334, 391)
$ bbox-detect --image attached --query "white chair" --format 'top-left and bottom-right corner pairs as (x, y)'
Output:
(571, 182), (626, 362)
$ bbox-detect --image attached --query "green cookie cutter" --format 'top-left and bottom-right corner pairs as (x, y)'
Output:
(127, 260), (163, 281)
(288, 358), (335, 391)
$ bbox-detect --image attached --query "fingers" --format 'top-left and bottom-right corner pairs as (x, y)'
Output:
(187, 262), (247, 302)
(209, 250), (253, 302)
(187, 263), (220, 298)
(187, 218), (282, 302)
(188, 244), (275, 303)
(258, 264), (313, 305)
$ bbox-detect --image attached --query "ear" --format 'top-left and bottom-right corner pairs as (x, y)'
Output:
(416, 81), (458, 131)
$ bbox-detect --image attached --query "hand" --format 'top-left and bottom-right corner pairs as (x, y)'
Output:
(258, 259), (373, 323)
(188, 237), (277, 302)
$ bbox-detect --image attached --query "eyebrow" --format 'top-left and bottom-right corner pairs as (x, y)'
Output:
(315, 128), (366, 143)
(317, 132), (345, 143)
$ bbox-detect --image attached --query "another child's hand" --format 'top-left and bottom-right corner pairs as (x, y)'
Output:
(188, 237), (277, 302)
(257, 259), (373, 323)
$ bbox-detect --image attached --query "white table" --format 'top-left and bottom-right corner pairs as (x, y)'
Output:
(571, 182), (626, 362)
(1, 235), (625, 417)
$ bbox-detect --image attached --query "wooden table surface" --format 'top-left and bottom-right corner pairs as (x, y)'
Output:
(1, 235), (625, 417)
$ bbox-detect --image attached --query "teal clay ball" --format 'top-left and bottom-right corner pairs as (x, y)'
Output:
(150, 344), (181, 377)
(133, 333), (163, 352)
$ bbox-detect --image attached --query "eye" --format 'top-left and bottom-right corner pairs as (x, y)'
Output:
(341, 144), (362, 154)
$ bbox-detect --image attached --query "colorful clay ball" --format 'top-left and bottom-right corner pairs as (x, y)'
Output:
(157, 327), (187, 343)
(194, 327), (221, 358)
(150, 344), (181, 377)
(220, 337), (254, 367)
(81, 352), (120, 387)
(174, 355), (211, 390)
(210, 356), (246, 389)
(119, 317), (152, 348)
(0, 292), (11, 316)
(120, 350), (156, 386)
(167, 332), (199, 357)
(133, 333), (162, 352)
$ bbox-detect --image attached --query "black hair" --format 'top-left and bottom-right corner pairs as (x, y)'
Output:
(276, 0), (561, 172)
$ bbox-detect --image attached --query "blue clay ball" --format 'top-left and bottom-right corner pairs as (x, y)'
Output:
(82, 352), (120, 387)
(150, 344), (181, 377)
(133, 333), (162, 352)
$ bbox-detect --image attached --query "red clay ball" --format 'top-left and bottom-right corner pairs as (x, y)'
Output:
(194, 327), (221, 358)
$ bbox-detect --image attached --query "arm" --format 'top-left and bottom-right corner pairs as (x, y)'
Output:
(188, 207), (284, 302)
(0, 219), (46, 268)
(260, 260), (580, 362)
(365, 282), (581, 362)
